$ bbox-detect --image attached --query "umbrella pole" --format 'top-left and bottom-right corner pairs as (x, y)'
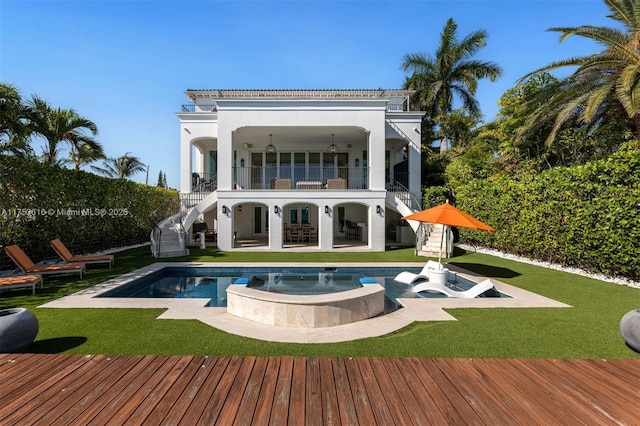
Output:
(438, 225), (446, 265)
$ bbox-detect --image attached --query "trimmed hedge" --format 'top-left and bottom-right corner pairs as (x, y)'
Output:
(455, 149), (640, 280)
(0, 156), (177, 265)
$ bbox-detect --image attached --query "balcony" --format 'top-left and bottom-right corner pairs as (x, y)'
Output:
(234, 166), (367, 190)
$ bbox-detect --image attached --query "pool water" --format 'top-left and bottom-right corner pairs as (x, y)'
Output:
(247, 274), (362, 295)
(98, 266), (506, 308)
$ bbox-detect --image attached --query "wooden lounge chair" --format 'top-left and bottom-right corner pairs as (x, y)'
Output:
(50, 239), (114, 268)
(0, 275), (43, 295)
(5, 245), (85, 278)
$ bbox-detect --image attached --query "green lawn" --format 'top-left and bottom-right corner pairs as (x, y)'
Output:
(2, 246), (639, 359)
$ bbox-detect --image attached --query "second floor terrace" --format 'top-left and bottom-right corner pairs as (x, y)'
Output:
(191, 166), (411, 194)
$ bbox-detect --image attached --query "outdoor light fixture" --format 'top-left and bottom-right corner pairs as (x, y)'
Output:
(265, 134), (276, 154)
(355, 158), (360, 167)
(240, 158), (245, 167)
(222, 205), (229, 215)
(274, 205), (279, 214)
(327, 133), (338, 155)
(325, 205), (330, 214)
(376, 205), (383, 214)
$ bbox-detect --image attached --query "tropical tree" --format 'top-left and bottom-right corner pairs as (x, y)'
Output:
(27, 96), (101, 166)
(67, 140), (106, 170)
(401, 17), (503, 153)
(518, 0), (640, 144)
(92, 152), (146, 179)
(0, 82), (34, 157)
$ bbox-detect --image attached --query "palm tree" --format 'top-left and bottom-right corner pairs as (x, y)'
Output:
(401, 17), (503, 153)
(92, 152), (146, 179)
(518, 0), (640, 143)
(27, 96), (101, 165)
(67, 140), (106, 170)
(0, 83), (34, 157)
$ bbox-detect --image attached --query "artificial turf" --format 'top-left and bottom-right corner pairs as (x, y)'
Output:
(1, 245), (638, 358)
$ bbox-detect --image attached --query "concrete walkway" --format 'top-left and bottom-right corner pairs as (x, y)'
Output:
(40, 262), (570, 343)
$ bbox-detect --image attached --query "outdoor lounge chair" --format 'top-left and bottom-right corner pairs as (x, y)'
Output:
(50, 239), (114, 268)
(0, 275), (43, 295)
(412, 279), (494, 298)
(5, 245), (85, 278)
(394, 260), (444, 285)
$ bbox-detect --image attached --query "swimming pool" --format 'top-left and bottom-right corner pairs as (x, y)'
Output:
(97, 265), (505, 308)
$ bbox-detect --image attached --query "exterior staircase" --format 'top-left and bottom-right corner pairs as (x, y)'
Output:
(415, 223), (452, 258)
(151, 213), (189, 258)
(151, 180), (218, 258)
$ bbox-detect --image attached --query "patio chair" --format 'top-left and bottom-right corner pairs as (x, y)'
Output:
(5, 245), (85, 278)
(412, 279), (495, 298)
(50, 239), (114, 268)
(393, 260), (444, 285)
(0, 274), (43, 295)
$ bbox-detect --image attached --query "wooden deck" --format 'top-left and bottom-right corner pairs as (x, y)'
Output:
(1, 354), (638, 425)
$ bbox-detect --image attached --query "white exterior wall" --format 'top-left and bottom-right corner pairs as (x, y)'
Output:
(177, 92), (424, 252)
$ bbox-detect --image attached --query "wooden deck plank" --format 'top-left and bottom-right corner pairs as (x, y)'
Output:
(123, 355), (196, 425)
(196, 356), (245, 425)
(269, 356), (294, 425)
(342, 358), (378, 425)
(51, 355), (138, 425)
(70, 355), (157, 425)
(185, 357), (232, 424)
(303, 357), (323, 426)
(470, 358), (561, 424)
(392, 357), (453, 424)
(509, 358), (602, 424)
(0, 353), (81, 399)
(332, 357), (360, 425)
(352, 357), (396, 425)
(88, 356), (175, 426)
(403, 357), (468, 424)
(443, 358), (528, 424)
(106, 356), (183, 424)
(416, 357), (486, 423)
(250, 356), (280, 426)
(366, 357), (417, 424)
(0, 354), (101, 424)
(215, 356), (258, 425)
(318, 354), (341, 425)
(139, 355), (205, 425)
(0, 355), (638, 425)
(288, 356), (307, 425)
(531, 358), (639, 424)
(233, 356), (269, 426)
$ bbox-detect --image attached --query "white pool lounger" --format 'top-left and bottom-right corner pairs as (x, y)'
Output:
(412, 279), (495, 299)
(394, 260), (444, 285)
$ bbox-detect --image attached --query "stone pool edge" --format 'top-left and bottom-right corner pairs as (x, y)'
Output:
(38, 262), (571, 344)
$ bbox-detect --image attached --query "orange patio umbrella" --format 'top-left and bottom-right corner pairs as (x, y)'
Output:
(402, 200), (494, 263)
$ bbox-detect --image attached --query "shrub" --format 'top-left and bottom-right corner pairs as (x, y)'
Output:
(455, 149), (640, 280)
(0, 156), (177, 264)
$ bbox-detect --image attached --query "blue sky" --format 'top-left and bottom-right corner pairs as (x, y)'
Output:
(1, 0), (612, 188)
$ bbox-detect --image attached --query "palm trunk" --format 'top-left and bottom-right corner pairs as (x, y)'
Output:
(440, 135), (448, 153)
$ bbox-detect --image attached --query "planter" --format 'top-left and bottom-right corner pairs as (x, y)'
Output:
(0, 308), (39, 353)
(620, 309), (640, 354)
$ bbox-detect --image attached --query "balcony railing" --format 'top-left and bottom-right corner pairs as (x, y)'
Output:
(233, 166), (367, 190)
(181, 104), (217, 112)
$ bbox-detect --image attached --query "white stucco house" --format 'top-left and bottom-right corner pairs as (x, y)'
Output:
(152, 89), (436, 256)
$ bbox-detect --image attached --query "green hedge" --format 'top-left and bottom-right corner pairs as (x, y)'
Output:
(0, 156), (177, 265)
(455, 149), (640, 280)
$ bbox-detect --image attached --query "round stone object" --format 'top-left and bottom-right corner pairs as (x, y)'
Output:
(620, 309), (640, 354)
(0, 308), (39, 353)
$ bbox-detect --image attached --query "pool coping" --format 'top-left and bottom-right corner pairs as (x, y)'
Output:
(39, 262), (571, 343)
